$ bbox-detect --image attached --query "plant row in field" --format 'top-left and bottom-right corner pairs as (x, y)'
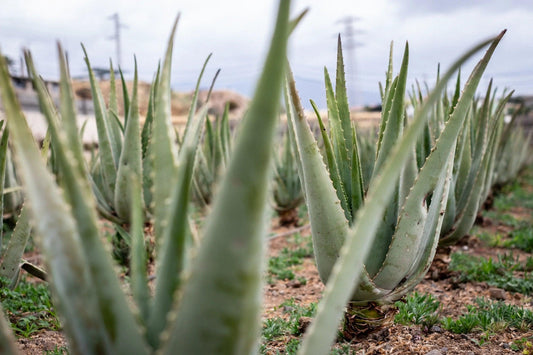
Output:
(0, 0), (529, 353)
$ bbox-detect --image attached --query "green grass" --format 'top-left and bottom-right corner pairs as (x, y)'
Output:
(0, 277), (61, 338)
(44, 345), (69, 354)
(267, 234), (313, 283)
(449, 252), (533, 294)
(481, 210), (526, 229)
(395, 293), (533, 346)
(394, 292), (441, 329)
(442, 298), (533, 335)
(261, 298), (316, 354)
(491, 168), (533, 211)
(510, 336), (533, 353)
(503, 227), (533, 252)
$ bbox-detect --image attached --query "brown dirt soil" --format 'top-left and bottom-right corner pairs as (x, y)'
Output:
(12, 192), (533, 354)
(262, 228), (533, 354)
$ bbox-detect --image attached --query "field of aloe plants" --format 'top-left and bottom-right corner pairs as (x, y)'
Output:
(0, 1), (532, 354)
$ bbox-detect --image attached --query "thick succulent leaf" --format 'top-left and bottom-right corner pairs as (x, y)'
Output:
(371, 43), (493, 289)
(2, 149), (23, 213)
(152, 16), (181, 241)
(335, 36), (353, 156)
(440, 91), (511, 246)
(162, 2), (290, 353)
(56, 45), (87, 176)
(298, 32), (504, 355)
(349, 271), (390, 303)
(376, 42), (396, 154)
(284, 89), (305, 198)
(382, 157), (453, 303)
(0, 206), (31, 285)
(0, 53), (119, 353)
(119, 69), (130, 126)
(324, 68), (352, 212)
(106, 63), (123, 153)
(481, 92), (512, 198)
(310, 100), (350, 221)
(365, 43), (409, 277)
(374, 44), (409, 174)
(373, 147), (455, 291)
(82, 46), (118, 202)
(148, 107), (207, 348)
(398, 146), (418, 210)
(350, 127), (365, 214)
(454, 117), (472, 204)
(181, 54), (212, 140)
(0, 124), (8, 249)
(107, 60), (119, 125)
(441, 177), (456, 235)
(129, 171), (150, 328)
(287, 73), (349, 284)
(114, 60), (143, 221)
(21, 47), (149, 354)
(141, 65), (159, 159)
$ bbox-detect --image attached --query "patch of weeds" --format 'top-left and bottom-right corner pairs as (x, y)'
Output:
(269, 254), (297, 281)
(475, 231), (503, 247)
(394, 292), (441, 329)
(261, 299), (317, 354)
(511, 336), (533, 353)
(285, 338), (301, 354)
(44, 345), (69, 354)
(493, 178), (533, 211)
(442, 298), (533, 336)
(268, 234), (313, 282)
(0, 278), (61, 337)
(503, 227), (533, 252)
(449, 252), (533, 294)
(525, 256), (533, 272)
(262, 317), (288, 341)
(330, 343), (352, 354)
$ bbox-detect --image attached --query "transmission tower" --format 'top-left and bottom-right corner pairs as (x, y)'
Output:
(108, 13), (128, 69)
(337, 16), (364, 107)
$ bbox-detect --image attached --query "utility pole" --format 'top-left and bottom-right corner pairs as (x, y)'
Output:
(337, 16), (364, 108)
(108, 13), (127, 69)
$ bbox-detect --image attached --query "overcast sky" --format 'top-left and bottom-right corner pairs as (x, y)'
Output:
(1, 0), (532, 108)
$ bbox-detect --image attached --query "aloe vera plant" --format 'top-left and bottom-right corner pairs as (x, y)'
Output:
(0, 1), (294, 353)
(191, 104), (232, 207)
(271, 127), (304, 226)
(286, 32), (505, 354)
(438, 83), (514, 246)
(490, 101), (531, 187)
(494, 124), (531, 186)
(0, 125), (48, 288)
(84, 51), (210, 226)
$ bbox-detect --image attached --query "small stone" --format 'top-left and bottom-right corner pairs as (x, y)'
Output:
(430, 325), (443, 333)
(425, 350), (442, 355)
(489, 287), (506, 300)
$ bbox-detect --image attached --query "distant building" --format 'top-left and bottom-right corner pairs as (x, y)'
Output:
(0, 75), (93, 114)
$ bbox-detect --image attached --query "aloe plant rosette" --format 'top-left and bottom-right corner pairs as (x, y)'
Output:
(286, 32), (504, 335)
(0, 1), (297, 353)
